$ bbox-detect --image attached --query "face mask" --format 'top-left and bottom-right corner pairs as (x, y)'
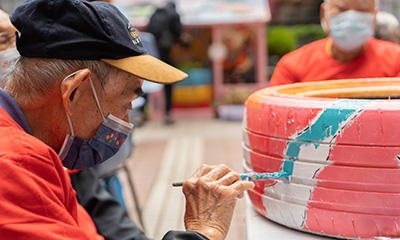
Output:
(58, 71), (134, 169)
(0, 47), (19, 88)
(329, 10), (374, 52)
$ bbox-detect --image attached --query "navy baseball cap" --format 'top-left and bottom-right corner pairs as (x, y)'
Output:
(9, 0), (187, 84)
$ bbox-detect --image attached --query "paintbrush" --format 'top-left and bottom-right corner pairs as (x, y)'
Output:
(172, 171), (289, 187)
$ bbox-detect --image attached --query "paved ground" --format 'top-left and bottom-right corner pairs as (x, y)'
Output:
(119, 115), (247, 240)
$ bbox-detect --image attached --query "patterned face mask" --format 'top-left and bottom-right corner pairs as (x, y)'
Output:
(58, 70), (134, 170)
(329, 10), (374, 52)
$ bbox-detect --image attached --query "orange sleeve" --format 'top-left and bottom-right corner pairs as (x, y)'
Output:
(269, 55), (298, 86)
(0, 130), (104, 240)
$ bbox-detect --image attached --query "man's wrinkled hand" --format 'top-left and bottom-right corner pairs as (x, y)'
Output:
(182, 164), (255, 240)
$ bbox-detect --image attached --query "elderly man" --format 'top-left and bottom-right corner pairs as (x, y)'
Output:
(0, 0), (254, 240)
(270, 0), (400, 86)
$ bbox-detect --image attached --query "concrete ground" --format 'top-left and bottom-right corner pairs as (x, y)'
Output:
(119, 112), (247, 240)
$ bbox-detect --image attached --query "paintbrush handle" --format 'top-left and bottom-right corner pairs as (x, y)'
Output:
(172, 171), (289, 187)
(172, 181), (184, 187)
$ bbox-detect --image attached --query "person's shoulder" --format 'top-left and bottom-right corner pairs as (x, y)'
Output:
(0, 121), (59, 168)
(369, 38), (400, 53)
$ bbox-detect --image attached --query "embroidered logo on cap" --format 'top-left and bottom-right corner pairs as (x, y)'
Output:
(128, 23), (140, 45)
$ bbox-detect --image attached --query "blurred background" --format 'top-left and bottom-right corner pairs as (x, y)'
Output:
(2, 0), (400, 121)
(2, 0), (400, 239)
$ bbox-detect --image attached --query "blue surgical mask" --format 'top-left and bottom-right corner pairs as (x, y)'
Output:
(58, 71), (134, 170)
(329, 10), (374, 52)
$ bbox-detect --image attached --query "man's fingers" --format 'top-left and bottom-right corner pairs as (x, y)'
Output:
(191, 164), (213, 178)
(202, 164), (232, 182)
(231, 180), (255, 198)
(184, 165), (254, 198)
(217, 171), (241, 186)
(183, 164), (214, 194)
(184, 165), (232, 193)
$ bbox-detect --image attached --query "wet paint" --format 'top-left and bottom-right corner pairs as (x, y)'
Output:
(244, 84), (400, 239)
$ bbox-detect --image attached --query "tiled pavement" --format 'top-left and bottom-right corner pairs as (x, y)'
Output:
(119, 116), (247, 240)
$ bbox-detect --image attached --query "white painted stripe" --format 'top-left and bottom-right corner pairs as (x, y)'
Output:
(262, 193), (308, 230)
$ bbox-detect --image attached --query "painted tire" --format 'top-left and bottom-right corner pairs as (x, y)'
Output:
(243, 78), (400, 239)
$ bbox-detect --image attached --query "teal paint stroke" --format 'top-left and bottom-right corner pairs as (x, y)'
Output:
(283, 99), (375, 175)
(240, 171), (290, 181)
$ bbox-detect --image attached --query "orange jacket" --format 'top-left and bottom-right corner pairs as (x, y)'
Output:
(0, 105), (103, 239)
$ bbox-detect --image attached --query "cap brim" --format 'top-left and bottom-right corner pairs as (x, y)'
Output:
(101, 55), (188, 84)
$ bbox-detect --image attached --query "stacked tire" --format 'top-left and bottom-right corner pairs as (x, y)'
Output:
(243, 78), (400, 239)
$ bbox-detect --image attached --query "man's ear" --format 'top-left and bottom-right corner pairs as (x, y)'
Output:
(60, 69), (91, 116)
(372, 7), (378, 32)
(320, 3), (330, 34)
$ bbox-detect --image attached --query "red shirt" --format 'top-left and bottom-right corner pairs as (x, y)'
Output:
(270, 37), (400, 86)
(0, 105), (103, 239)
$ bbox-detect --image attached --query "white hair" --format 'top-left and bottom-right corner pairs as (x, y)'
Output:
(376, 11), (399, 41)
(4, 57), (127, 106)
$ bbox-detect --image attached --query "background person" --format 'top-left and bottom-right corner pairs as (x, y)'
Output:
(376, 11), (399, 43)
(0, 1), (254, 240)
(270, 0), (400, 86)
(147, 1), (182, 125)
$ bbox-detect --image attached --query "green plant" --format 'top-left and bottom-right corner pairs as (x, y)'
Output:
(267, 24), (327, 57)
(292, 24), (326, 46)
(267, 25), (297, 57)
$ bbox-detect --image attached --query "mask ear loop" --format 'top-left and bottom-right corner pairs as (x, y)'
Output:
(88, 77), (106, 121)
(61, 70), (84, 137)
(59, 70), (85, 162)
